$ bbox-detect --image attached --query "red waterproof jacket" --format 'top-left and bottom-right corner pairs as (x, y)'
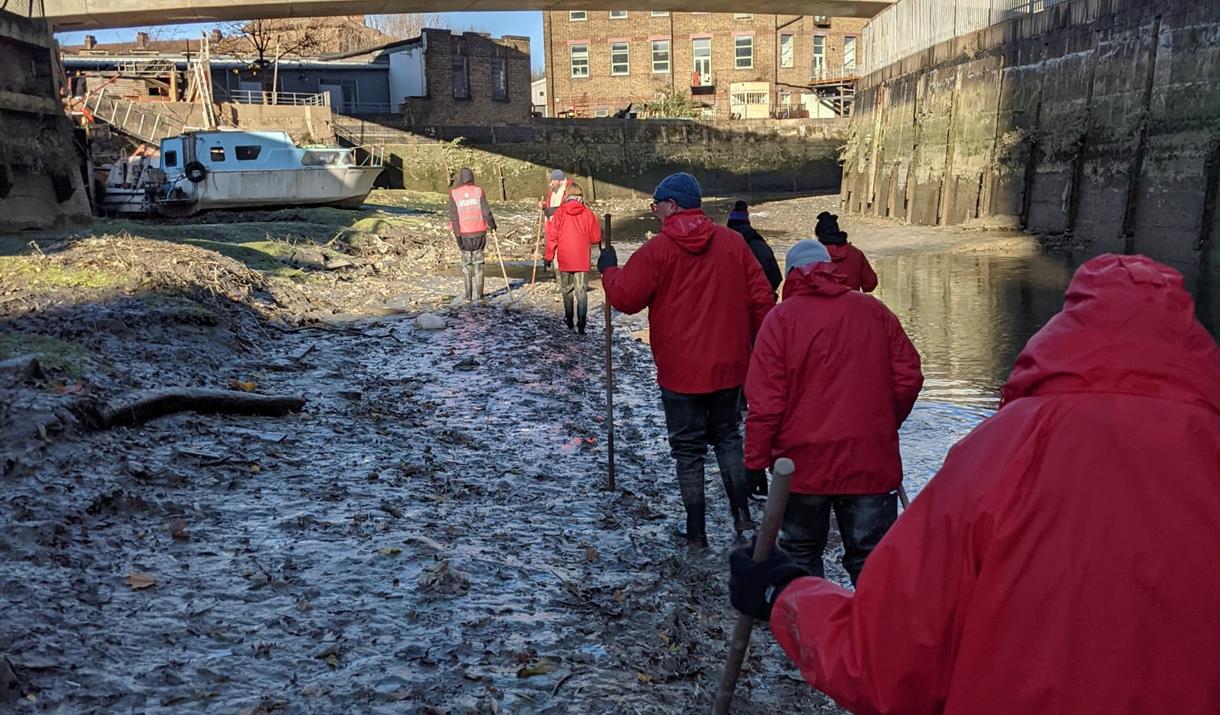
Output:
(602, 209), (775, 394)
(744, 263), (922, 494)
(826, 242), (878, 292)
(544, 199), (602, 272)
(771, 254), (1220, 715)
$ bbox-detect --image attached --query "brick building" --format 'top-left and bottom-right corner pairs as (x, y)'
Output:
(400, 29), (532, 126)
(542, 11), (866, 120)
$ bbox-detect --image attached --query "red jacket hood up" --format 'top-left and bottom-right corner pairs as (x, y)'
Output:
(1001, 253), (1220, 414)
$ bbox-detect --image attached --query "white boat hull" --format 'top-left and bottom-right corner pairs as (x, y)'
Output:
(179, 165), (382, 214)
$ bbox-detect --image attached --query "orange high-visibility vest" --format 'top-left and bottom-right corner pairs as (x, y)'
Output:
(450, 185), (489, 234)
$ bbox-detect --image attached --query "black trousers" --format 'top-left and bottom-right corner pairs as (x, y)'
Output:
(780, 493), (897, 586)
(660, 386), (751, 538)
(556, 270), (589, 329)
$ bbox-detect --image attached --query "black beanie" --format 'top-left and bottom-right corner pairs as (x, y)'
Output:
(815, 212), (847, 245)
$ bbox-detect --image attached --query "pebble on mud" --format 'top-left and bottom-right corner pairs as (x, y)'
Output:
(415, 313), (447, 330)
(418, 559), (470, 596)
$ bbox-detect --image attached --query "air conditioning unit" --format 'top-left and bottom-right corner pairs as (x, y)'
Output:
(813, 15), (831, 27)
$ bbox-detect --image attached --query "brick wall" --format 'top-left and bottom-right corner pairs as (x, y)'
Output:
(404, 29), (532, 127)
(543, 11), (866, 119)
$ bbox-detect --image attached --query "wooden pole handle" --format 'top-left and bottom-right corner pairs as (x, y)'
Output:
(713, 458), (795, 714)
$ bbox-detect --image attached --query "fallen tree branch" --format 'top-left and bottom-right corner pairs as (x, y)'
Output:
(76, 389), (306, 430)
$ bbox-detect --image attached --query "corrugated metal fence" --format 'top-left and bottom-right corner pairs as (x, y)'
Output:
(863, 0), (1072, 72)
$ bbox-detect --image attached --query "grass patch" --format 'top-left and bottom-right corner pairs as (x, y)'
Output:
(0, 332), (98, 377)
(0, 256), (131, 291)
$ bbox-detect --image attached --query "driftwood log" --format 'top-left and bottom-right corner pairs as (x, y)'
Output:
(77, 389), (306, 430)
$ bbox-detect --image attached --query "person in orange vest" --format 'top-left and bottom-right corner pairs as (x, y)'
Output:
(448, 167), (498, 303)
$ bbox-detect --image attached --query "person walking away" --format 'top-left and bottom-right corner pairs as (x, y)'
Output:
(729, 253), (1220, 715)
(539, 169), (573, 220)
(598, 172), (776, 547)
(544, 183), (602, 334)
(448, 167), (497, 303)
(815, 212), (877, 292)
(743, 239), (922, 584)
(727, 200), (782, 295)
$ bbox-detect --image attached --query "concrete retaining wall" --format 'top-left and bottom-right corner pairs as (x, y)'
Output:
(337, 117), (849, 200)
(843, 0), (1220, 290)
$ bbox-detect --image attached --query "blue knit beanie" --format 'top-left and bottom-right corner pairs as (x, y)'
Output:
(785, 239), (832, 275)
(653, 172), (702, 209)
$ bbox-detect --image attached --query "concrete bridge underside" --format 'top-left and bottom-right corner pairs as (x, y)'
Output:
(44, 1), (892, 31)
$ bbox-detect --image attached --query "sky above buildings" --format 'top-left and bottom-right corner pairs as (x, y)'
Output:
(55, 11), (546, 71)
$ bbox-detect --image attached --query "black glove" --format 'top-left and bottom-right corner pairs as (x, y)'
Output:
(542, 259), (552, 271)
(597, 246), (618, 273)
(729, 545), (810, 621)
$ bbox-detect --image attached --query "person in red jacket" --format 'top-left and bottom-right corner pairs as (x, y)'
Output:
(729, 253), (1220, 715)
(544, 184), (601, 334)
(599, 172), (776, 547)
(743, 239), (923, 583)
(448, 167), (497, 303)
(815, 212), (877, 292)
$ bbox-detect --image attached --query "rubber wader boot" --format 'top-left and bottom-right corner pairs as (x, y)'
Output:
(675, 470), (708, 548)
(577, 304), (588, 335)
(565, 307), (575, 331)
(474, 263), (485, 303)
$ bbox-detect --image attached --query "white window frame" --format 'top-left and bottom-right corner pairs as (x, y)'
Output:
(692, 37), (712, 78)
(570, 44), (589, 78)
(734, 35), (753, 70)
(779, 33), (794, 68)
(734, 13), (753, 19)
(593, 108), (610, 118)
(813, 34), (827, 77)
(651, 39), (671, 74)
(569, 10), (586, 21)
(650, 11), (669, 17)
(843, 35), (858, 71)
(610, 42), (630, 76)
(609, 10), (627, 19)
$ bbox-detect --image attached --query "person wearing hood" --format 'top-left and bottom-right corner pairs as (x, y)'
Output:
(739, 239), (923, 584)
(598, 172), (776, 547)
(544, 183), (601, 334)
(448, 167), (498, 303)
(729, 253), (1220, 715)
(539, 169), (573, 220)
(815, 212), (877, 292)
(727, 200), (782, 294)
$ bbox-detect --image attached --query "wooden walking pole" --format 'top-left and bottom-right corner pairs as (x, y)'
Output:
(601, 213), (615, 492)
(529, 211), (544, 287)
(713, 457), (796, 715)
(490, 230), (514, 302)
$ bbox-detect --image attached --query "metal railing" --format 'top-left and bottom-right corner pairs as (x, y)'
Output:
(1, 0), (44, 18)
(81, 91), (187, 144)
(216, 89), (330, 107)
(336, 102), (397, 116)
(863, 0), (1072, 73)
(116, 59), (178, 77)
(810, 65), (860, 83)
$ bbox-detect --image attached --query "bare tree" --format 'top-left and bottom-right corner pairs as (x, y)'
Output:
(220, 18), (327, 68)
(365, 13), (444, 40)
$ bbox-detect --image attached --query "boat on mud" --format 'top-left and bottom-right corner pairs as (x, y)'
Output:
(100, 129), (383, 217)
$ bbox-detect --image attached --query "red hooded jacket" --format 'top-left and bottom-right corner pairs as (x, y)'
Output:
(544, 199), (602, 272)
(770, 254), (1220, 715)
(745, 263), (923, 494)
(601, 209), (776, 394)
(826, 242), (878, 292)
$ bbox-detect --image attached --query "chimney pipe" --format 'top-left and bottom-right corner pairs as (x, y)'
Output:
(136, 31), (149, 49)
(83, 34), (96, 49)
(211, 28), (223, 42)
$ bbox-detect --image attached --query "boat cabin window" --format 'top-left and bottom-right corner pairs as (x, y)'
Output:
(301, 150), (340, 166)
(164, 151), (178, 168)
(209, 146), (226, 162)
(235, 145), (262, 161)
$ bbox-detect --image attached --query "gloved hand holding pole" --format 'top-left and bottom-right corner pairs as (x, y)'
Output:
(714, 457), (796, 714)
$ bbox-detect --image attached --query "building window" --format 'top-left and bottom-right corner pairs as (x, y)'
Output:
(692, 38), (712, 81)
(779, 33), (794, 68)
(652, 40), (670, 74)
(650, 11), (669, 17)
(491, 55), (508, 101)
(569, 11), (586, 21)
(813, 35), (826, 77)
(570, 44), (589, 78)
(609, 10), (627, 19)
(209, 146), (225, 162)
(164, 150), (178, 167)
(235, 145), (261, 161)
(734, 13), (753, 19)
(593, 108), (609, 117)
(611, 42), (630, 76)
(734, 36), (753, 69)
(453, 53), (470, 99)
(844, 36), (858, 71)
